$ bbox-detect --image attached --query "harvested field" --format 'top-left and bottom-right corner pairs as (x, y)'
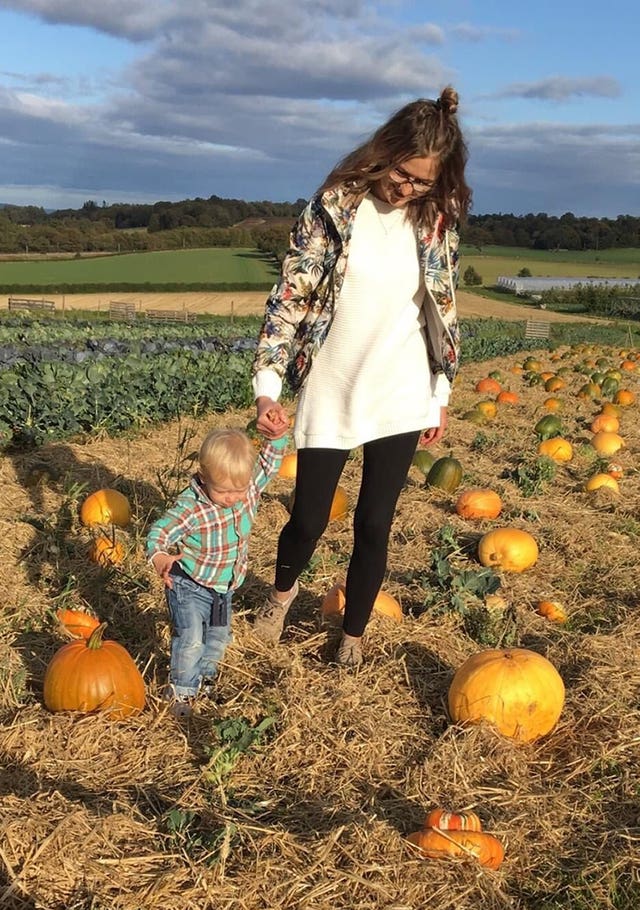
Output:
(1, 341), (639, 909)
(30, 289), (598, 323)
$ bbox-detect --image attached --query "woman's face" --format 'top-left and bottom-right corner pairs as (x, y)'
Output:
(373, 155), (440, 207)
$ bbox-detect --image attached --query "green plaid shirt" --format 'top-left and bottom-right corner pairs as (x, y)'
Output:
(146, 436), (287, 591)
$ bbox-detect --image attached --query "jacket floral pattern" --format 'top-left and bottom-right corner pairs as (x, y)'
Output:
(252, 184), (461, 394)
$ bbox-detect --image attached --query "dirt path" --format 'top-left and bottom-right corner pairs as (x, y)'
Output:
(32, 289), (594, 323)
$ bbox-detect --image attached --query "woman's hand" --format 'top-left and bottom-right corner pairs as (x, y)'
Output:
(256, 396), (289, 439)
(420, 406), (448, 446)
(151, 552), (182, 589)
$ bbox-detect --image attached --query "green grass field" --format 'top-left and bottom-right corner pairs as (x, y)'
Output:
(0, 244), (638, 292)
(460, 246), (640, 289)
(0, 248), (279, 286)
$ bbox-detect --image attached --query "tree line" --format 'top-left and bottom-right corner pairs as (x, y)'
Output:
(0, 196), (638, 255)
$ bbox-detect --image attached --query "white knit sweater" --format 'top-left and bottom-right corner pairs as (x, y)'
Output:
(256, 193), (450, 450)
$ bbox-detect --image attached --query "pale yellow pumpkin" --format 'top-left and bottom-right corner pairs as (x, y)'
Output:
(584, 473), (620, 494)
(590, 431), (624, 456)
(477, 529), (538, 572)
(537, 437), (573, 463)
(448, 648), (565, 742)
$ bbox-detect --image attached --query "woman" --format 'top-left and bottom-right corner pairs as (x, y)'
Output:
(251, 86), (471, 667)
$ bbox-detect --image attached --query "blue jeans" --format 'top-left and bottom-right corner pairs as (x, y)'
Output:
(165, 568), (233, 698)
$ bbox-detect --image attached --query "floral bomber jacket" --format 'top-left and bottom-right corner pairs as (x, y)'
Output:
(252, 183), (461, 394)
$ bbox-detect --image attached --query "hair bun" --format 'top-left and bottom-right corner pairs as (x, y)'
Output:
(438, 86), (459, 116)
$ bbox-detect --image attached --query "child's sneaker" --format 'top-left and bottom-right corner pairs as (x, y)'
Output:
(200, 677), (216, 697)
(170, 696), (194, 718)
(163, 685), (195, 718)
(253, 581), (299, 642)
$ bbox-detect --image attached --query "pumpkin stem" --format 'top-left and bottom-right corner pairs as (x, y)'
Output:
(87, 622), (108, 649)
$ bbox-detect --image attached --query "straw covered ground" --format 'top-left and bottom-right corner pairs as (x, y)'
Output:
(1, 343), (639, 909)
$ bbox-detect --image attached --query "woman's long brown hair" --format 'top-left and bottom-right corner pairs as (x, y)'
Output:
(317, 86), (471, 227)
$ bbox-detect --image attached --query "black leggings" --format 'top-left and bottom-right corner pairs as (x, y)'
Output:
(275, 430), (420, 637)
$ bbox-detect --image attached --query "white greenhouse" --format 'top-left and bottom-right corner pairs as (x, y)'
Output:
(497, 276), (640, 296)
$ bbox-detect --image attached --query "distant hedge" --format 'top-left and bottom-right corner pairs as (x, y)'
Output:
(0, 282), (274, 294)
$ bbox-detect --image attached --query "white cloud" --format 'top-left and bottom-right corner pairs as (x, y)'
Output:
(0, 2), (636, 216)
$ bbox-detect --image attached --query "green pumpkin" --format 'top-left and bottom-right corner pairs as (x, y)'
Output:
(600, 376), (619, 398)
(426, 456), (463, 493)
(534, 414), (563, 440)
(462, 408), (488, 426)
(412, 449), (436, 475)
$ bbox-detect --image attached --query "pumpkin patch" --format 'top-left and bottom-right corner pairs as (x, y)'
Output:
(2, 321), (638, 908)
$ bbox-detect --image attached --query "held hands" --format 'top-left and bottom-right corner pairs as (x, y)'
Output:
(420, 406), (448, 447)
(151, 552), (183, 589)
(256, 396), (289, 439)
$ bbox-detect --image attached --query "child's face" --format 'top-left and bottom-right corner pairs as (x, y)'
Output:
(200, 470), (250, 508)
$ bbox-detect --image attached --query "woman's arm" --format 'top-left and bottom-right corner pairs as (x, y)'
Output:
(252, 197), (330, 398)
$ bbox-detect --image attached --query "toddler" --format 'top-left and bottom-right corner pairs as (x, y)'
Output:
(146, 425), (287, 716)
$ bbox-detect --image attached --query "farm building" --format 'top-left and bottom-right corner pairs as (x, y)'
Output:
(497, 275), (640, 296)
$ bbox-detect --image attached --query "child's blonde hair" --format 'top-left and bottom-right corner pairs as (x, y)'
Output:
(199, 428), (256, 487)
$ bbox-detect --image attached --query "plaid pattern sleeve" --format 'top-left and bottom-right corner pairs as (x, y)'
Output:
(255, 434), (288, 492)
(145, 434), (288, 591)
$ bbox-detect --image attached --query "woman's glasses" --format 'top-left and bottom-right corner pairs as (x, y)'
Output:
(388, 166), (436, 195)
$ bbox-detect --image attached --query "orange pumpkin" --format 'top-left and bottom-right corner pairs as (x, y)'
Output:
(599, 402), (622, 417)
(542, 397), (563, 412)
(455, 489), (503, 520)
(606, 462), (624, 480)
(43, 623), (145, 718)
(496, 390), (519, 405)
(55, 608), (101, 640)
(448, 648), (565, 742)
(321, 582), (403, 623)
(537, 437), (573, 463)
(613, 389), (635, 406)
(407, 828), (505, 870)
(80, 489), (131, 527)
(424, 809), (483, 832)
(289, 484), (348, 521)
(536, 600), (568, 624)
(477, 528), (538, 573)
(590, 414), (619, 434)
(278, 452), (298, 479)
(89, 536), (125, 567)
(475, 377), (501, 394)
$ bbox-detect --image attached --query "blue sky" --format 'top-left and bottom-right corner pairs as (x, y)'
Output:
(0, 0), (638, 217)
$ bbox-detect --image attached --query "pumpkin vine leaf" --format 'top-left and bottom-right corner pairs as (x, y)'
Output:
(419, 524), (502, 619)
(203, 714), (278, 786)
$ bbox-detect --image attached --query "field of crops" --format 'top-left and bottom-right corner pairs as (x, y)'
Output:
(1, 314), (639, 910)
(0, 246), (639, 295)
(0, 248), (279, 289)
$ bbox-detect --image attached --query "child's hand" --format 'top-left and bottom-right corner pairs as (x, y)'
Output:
(256, 397), (289, 439)
(151, 552), (182, 588)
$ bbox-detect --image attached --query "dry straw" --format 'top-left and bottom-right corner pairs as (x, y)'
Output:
(1, 345), (639, 909)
